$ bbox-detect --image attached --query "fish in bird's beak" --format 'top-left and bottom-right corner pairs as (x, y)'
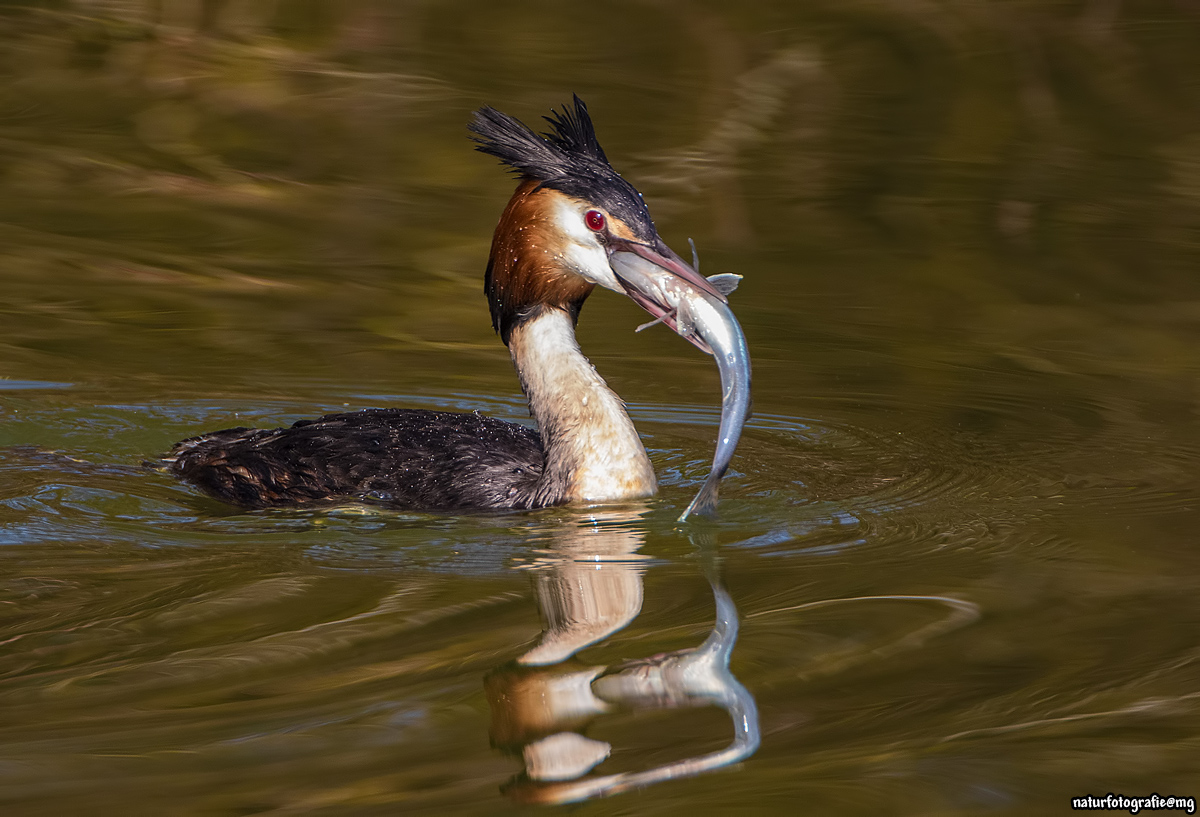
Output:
(606, 237), (752, 522)
(606, 236), (728, 351)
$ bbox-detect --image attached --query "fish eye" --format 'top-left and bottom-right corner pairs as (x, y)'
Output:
(585, 210), (606, 232)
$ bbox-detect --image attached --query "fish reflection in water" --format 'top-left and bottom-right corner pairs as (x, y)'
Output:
(486, 509), (759, 805)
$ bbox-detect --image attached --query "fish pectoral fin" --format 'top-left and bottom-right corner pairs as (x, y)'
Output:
(635, 309), (676, 333)
(705, 273), (743, 297)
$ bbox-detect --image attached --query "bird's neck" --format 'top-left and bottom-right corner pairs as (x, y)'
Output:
(508, 307), (656, 505)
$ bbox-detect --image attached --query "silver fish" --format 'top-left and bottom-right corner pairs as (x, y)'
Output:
(608, 245), (752, 521)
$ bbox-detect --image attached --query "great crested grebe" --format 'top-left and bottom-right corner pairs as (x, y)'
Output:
(166, 97), (751, 518)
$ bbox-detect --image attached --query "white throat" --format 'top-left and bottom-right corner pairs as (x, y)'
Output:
(509, 308), (656, 504)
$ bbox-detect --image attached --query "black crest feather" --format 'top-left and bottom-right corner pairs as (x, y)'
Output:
(469, 95), (655, 239)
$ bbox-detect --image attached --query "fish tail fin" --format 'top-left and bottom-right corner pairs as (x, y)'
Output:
(678, 470), (724, 522)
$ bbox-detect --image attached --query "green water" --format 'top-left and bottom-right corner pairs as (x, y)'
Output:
(2, 2), (1199, 814)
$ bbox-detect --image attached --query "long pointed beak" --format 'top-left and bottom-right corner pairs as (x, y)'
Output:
(607, 237), (726, 355)
(606, 237), (752, 521)
(610, 236), (727, 302)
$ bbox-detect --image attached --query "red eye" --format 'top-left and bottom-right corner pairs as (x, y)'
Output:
(585, 210), (606, 232)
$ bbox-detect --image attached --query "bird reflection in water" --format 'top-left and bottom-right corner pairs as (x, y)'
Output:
(485, 509), (759, 804)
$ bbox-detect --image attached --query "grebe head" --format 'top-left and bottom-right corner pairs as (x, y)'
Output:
(470, 96), (724, 346)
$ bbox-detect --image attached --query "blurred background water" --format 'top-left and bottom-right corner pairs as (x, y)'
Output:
(1, 1), (1199, 814)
